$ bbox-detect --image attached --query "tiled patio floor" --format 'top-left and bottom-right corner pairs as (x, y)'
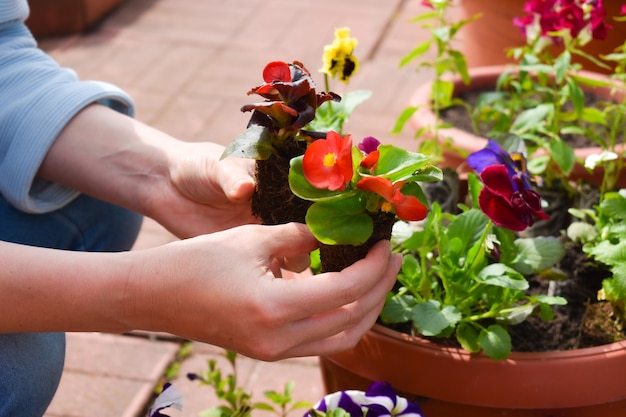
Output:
(34, 0), (444, 415)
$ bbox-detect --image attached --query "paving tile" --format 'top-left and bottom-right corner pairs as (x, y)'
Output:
(44, 373), (154, 417)
(45, 333), (180, 417)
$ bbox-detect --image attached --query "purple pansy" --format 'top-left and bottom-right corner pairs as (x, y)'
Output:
(468, 140), (549, 232)
(307, 382), (422, 417)
(467, 139), (531, 191)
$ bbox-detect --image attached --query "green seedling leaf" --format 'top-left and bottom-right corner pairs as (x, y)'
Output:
(479, 325), (511, 360)
(512, 237), (566, 275)
(475, 263), (528, 290)
(412, 300), (462, 336)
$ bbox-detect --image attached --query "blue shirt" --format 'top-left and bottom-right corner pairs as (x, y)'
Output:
(0, 0), (135, 213)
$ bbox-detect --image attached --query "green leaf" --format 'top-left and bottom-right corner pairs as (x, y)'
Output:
(567, 77), (585, 115)
(412, 300), (462, 337)
(431, 79), (454, 108)
(455, 322), (480, 353)
(478, 325), (511, 360)
(511, 237), (565, 275)
(392, 106), (418, 134)
(305, 199), (372, 245)
(511, 103), (554, 134)
(380, 293), (416, 324)
(372, 145), (435, 181)
(446, 209), (490, 252)
(221, 125), (273, 160)
(549, 139), (575, 176)
(475, 263), (528, 290)
(580, 107), (607, 125)
(341, 90), (373, 115)
(399, 40), (432, 68)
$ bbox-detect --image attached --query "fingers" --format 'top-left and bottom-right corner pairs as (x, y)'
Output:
(282, 249), (401, 357)
(219, 157), (255, 202)
(245, 240), (400, 360)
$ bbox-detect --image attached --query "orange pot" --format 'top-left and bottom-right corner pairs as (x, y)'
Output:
(408, 65), (626, 187)
(320, 324), (626, 417)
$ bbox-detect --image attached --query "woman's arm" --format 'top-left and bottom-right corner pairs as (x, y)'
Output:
(37, 103), (257, 238)
(0, 223), (401, 360)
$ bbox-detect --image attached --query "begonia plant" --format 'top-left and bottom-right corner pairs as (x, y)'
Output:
(288, 131), (441, 272)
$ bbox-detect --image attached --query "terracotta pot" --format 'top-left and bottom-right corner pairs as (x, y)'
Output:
(409, 65), (626, 187)
(320, 324), (626, 416)
(457, 0), (626, 74)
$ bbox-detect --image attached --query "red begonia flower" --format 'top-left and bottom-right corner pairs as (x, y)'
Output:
(360, 149), (380, 170)
(303, 131), (353, 191)
(357, 177), (427, 221)
(479, 165), (549, 232)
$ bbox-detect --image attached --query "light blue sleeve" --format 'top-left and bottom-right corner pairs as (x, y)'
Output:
(0, 17), (136, 213)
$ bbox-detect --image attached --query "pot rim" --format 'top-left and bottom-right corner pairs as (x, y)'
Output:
(324, 323), (626, 408)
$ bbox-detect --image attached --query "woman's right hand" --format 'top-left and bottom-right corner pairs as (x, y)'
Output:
(125, 222), (401, 361)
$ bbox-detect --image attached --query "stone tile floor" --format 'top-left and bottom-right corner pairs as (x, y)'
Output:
(35, 0), (442, 415)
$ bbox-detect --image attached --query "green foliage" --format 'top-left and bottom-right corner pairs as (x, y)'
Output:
(395, 0), (481, 156)
(289, 144), (441, 245)
(568, 190), (626, 322)
(190, 350), (311, 417)
(381, 174), (567, 360)
(308, 90), (372, 134)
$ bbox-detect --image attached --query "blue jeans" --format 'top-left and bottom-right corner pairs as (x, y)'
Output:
(0, 193), (143, 417)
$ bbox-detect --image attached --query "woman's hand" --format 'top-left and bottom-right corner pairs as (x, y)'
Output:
(126, 222), (401, 360)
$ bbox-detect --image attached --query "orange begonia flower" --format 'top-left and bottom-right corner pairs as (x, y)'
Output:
(303, 131), (354, 191)
(357, 177), (427, 221)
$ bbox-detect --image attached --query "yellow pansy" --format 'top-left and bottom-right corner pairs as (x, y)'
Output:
(321, 27), (360, 83)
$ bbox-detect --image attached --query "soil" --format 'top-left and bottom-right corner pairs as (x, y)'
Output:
(251, 139), (311, 225)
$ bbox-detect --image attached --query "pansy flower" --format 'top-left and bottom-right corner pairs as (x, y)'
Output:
(321, 27), (360, 83)
(307, 382), (422, 417)
(303, 131), (353, 191)
(478, 164), (550, 232)
(468, 140), (549, 231)
(467, 139), (532, 190)
(357, 177), (427, 221)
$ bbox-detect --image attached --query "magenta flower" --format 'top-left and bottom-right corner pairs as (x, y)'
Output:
(514, 0), (612, 43)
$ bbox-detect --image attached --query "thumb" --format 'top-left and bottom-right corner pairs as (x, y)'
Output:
(221, 157), (255, 202)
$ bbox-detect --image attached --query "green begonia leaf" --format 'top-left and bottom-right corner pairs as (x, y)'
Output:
(305, 198), (372, 245)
